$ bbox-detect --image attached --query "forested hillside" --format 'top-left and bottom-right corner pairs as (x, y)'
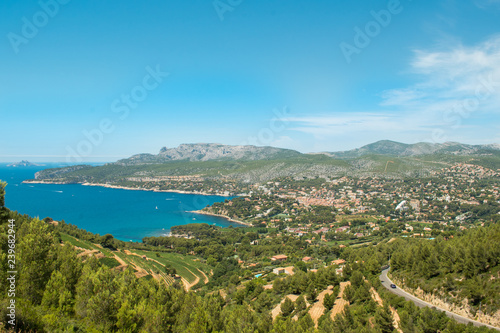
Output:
(390, 225), (500, 317)
(1, 182), (498, 332)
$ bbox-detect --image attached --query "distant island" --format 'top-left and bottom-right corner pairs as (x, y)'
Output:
(7, 160), (44, 167)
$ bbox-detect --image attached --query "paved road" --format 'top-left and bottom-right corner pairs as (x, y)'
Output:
(380, 268), (500, 331)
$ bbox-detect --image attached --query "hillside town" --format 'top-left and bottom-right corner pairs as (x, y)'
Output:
(202, 163), (500, 243)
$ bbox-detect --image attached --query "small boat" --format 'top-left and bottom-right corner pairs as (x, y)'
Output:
(155, 206), (158, 210)
(192, 218), (196, 220)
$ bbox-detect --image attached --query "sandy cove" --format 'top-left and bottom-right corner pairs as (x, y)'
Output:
(190, 210), (253, 227)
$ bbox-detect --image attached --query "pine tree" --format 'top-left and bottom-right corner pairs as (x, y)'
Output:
(281, 297), (295, 317)
(18, 218), (56, 305)
(306, 283), (318, 302)
(0, 182), (7, 223)
(41, 270), (74, 315)
(375, 303), (395, 333)
(323, 293), (335, 312)
(295, 295), (307, 312)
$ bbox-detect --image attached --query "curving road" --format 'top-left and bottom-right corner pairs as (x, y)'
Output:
(380, 268), (500, 331)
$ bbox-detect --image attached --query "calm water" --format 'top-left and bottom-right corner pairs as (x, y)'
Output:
(0, 164), (239, 242)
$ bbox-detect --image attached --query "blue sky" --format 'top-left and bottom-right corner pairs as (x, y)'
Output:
(1, 0), (500, 162)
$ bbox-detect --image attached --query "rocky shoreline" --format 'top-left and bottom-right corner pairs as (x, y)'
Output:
(22, 180), (70, 185)
(191, 210), (253, 227)
(22, 180), (232, 197)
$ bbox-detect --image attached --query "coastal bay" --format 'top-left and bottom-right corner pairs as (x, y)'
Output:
(1, 164), (242, 242)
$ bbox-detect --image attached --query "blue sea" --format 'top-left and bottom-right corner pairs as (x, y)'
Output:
(0, 163), (240, 242)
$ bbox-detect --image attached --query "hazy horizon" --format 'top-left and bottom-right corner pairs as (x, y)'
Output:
(2, 139), (499, 164)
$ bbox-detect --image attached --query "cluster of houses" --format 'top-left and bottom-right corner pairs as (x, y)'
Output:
(283, 224), (369, 241)
(252, 164), (499, 220)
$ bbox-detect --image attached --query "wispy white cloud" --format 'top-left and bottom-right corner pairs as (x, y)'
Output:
(287, 35), (500, 146)
(382, 35), (500, 110)
(474, 0), (500, 9)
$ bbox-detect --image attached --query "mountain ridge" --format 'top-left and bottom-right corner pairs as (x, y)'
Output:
(320, 140), (500, 159)
(29, 140), (500, 184)
(117, 140), (500, 165)
(117, 143), (303, 165)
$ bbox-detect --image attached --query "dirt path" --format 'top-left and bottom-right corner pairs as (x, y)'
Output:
(75, 246), (100, 258)
(113, 253), (127, 266)
(183, 267), (200, 291)
(370, 286), (384, 307)
(330, 281), (351, 320)
(272, 295), (300, 321)
(391, 308), (402, 333)
(198, 268), (209, 284)
(112, 251), (149, 278)
(125, 257), (149, 278)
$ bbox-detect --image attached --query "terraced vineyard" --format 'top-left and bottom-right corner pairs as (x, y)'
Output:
(136, 250), (208, 279)
(60, 233), (96, 251)
(59, 232), (210, 289)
